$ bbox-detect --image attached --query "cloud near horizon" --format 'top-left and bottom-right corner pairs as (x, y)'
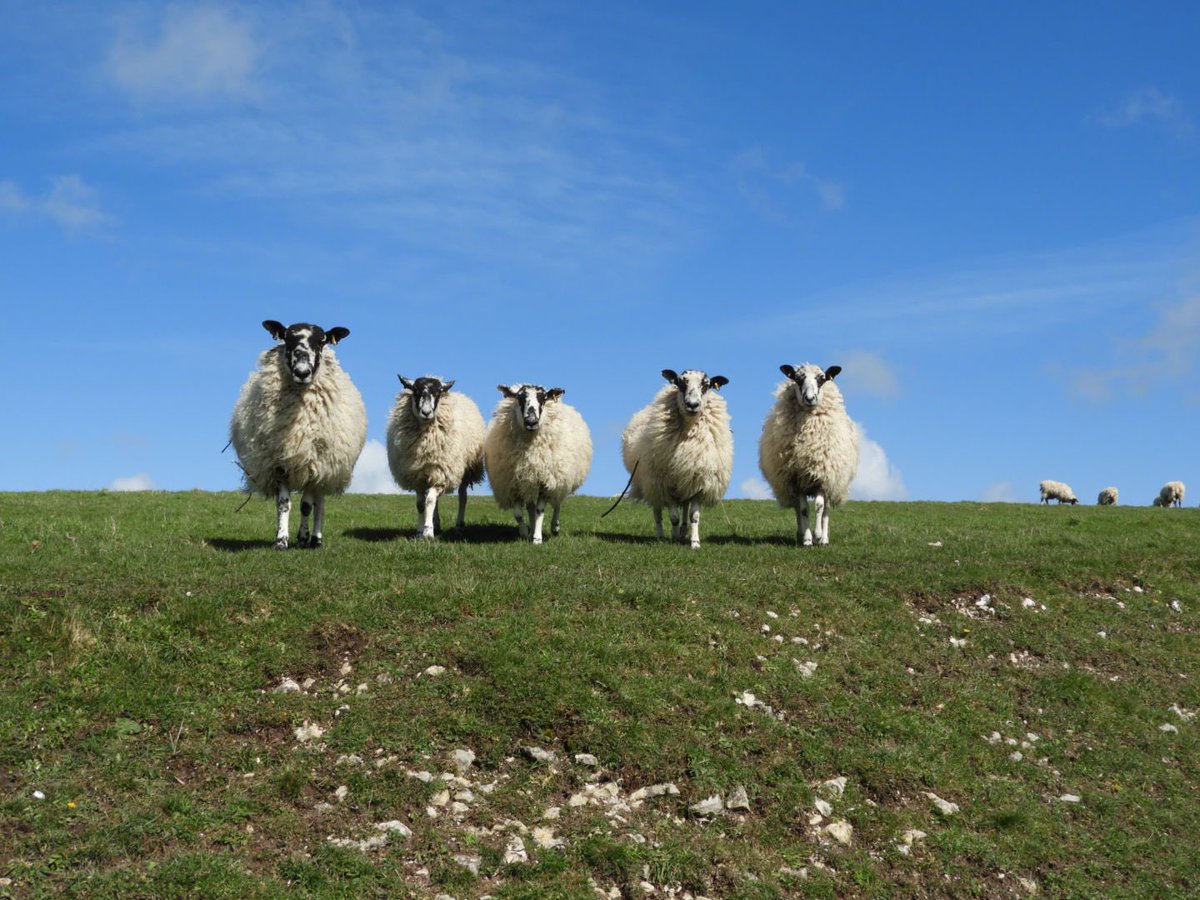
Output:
(348, 440), (403, 495)
(109, 473), (154, 491)
(1, 176), (113, 232)
(1096, 87), (1194, 138)
(849, 423), (908, 501)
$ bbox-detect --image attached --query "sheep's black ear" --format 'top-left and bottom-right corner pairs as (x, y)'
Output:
(440, 380), (455, 393)
(710, 375), (729, 391)
(325, 327), (350, 345)
(780, 364), (796, 379)
(398, 375), (414, 390)
(546, 387), (565, 401)
(263, 320), (286, 340)
(823, 365), (842, 381)
(498, 384), (518, 398)
(661, 369), (679, 383)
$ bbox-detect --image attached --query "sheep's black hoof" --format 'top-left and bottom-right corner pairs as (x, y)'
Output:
(307, 536), (323, 549)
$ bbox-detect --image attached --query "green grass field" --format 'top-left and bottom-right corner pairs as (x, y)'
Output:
(1, 492), (1197, 898)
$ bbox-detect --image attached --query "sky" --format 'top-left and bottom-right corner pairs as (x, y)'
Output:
(3, 1), (1199, 506)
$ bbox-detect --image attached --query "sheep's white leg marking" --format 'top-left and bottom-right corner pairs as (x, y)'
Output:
(799, 496), (813, 546)
(531, 501), (546, 545)
(813, 493), (829, 545)
(311, 495), (325, 549)
(668, 504), (681, 542)
(274, 484), (291, 550)
(297, 491), (314, 547)
(688, 500), (701, 549)
(456, 483), (469, 529)
(551, 501), (562, 535)
(421, 486), (440, 539)
(653, 507), (665, 540)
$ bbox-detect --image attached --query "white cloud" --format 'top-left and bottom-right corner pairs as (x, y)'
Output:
(739, 477), (773, 500)
(1096, 87), (1194, 138)
(849, 423), (907, 501)
(109, 473), (154, 491)
(980, 480), (1019, 503)
(837, 350), (899, 399)
(347, 440), (402, 494)
(107, 6), (258, 102)
(0, 175), (113, 232)
(732, 147), (845, 221)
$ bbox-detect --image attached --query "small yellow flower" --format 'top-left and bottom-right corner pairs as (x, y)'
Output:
(67, 801), (77, 809)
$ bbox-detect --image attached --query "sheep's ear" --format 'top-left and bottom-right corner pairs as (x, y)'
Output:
(498, 384), (518, 398)
(546, 387), (565, 401)
(661, 369), (679, 383)
(398, 375), (414, 390)
(440, 380), (455, 393)
(324, 327), (350, 345)
(823, 365), (842, 381)
(710, 375), (729, 391)
(780, 364), (796, 379)
(263, 320), (286, 340)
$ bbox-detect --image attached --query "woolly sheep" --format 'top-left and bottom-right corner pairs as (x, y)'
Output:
(1039, 480), (1078, 505)
(1153, 480), (1185, 508)
(758, 363), (859, 546)
(621, 369), (733, 549)
(230, 320), (367, 549)
(386, 376), (485, 539)
(1097, 486), (1118, 506)
(484, 384), (592, 543)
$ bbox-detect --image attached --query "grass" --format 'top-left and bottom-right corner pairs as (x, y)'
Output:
(0, 491), (1197, 898)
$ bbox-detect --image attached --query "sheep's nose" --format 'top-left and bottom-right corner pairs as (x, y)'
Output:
(685, 402), (700, 413)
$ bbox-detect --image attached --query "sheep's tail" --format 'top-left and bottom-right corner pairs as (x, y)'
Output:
(601, 460), (638, 518)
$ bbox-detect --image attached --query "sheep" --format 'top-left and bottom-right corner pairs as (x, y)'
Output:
(1097, 486), (1119, 506)
(758, 363), (858, 546)
(385, 376), (486, 539)
(1153, 481), (1186, 508)
(230, 320), (367, 549)
(621, 369), (733, 549)
(1039, 480), (1078, 505)
(484, 384), (592, 543)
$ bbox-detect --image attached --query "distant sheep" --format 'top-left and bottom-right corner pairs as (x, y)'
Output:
(1097, 486), (1118, 506)
(1039, 480), (1078, 505)
(484, 384), (592, 543)
(621, 369), (733, 548)
(386, 376), (485, 538)
(1153, 481), (1185, 508)
(758, 363), (858, 546)
(230, 321), (367, 549)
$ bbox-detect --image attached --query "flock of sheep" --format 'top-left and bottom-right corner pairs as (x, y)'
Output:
(229, 320), (1190, 551)
(1039, 479), (1186, 508)
(229, 321), (857, 549)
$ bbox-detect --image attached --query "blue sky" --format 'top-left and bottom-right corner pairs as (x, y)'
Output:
(3, 1), (1198, 505)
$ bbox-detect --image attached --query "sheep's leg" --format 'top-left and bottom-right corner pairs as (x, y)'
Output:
(420, 486), (440, 539)
(688, 501), (701, 549)
(456, 483), (469, 529)
(814, 493), (830, 545)
(799, 496), (813, 546)
(310, 495), (326, 548)
(551, 501), (562, 535)
(668, 504), (682, 542)
(653, 507), (665, 540)
(274, 484), (291, 550)
(531, 501), (546, 545)
(297, 491), (314, 548)
(514, 504), (529, 539)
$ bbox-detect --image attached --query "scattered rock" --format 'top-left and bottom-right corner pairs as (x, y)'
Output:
(533, 825), (564, 849)
(453, 854), (481, 876)
(1159, 723), (1179, 734)
(32, 790), (45, 801)
(818, 777), (847, 799)
(1170, 600), (1182, 612)
(1169, 704), (1195, 722)
(727, 785), (751, 811)
(451, 748), (476, 773)
(825, 820), (853, 845)
(900, 829), (926, 846)
(574, 753), (599, 767)
(523, 745), (558, 765)
(339, 661), (353, 676)
(294, 721), (325, 742)
(274, 677), (303, 693)
(504, 835), (529, 864)
(334, 785), (349, 803)
(1010, 751), (1023, 762)
(430, 790), (450, 807)
(985, 731), (1002, 744)
(949, 637), (967, 648)
(629, 783), (679, 802)
(407, 769), (434, 782)
(813, 798), (832, 817)
(1017, 876), (1040, 895)
(928, 541), (943, 547)
(376, 820), (411, 837)
(925, 792), (959, 816)
(689, 794), (724, 817)
(336, 754), (363, 767)
(422, 665), (446, 677)
(794, 660), (818, 678)
(1057, 794), (1081, 804)
(542, 806), (561, 819)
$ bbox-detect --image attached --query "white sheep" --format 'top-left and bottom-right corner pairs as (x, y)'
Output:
(1039, 480), (1078, 505)
(484, 384), (592, 543)
(621, 369), (733, 549)
(1097, 486), (1118, 506)
(230, 320), (367, 549)
(758, 363), (858, 546)
(1153, 480), (1185, 507)
(386, 376), (486, 539)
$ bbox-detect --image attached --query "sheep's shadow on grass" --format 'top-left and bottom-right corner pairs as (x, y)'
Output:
(342, 523), (519, 544)
(205, 537), (276, 553)
(592, 531), (673, 546)
(344, 527), (407, 543)
(706, 533), (800, 547)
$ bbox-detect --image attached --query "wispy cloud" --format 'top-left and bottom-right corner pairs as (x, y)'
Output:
(107, 5), (258, 102)
(980, 480), (1019, 503)
(1096, 87), (1194, 138)
(739, 477), (773, 500)
(836, 351), (899, 400)
(348, 440), (403, 494)
(733, 147), (845, 221)
(0, 175), (114, 233)
(849, 423), (907, 501)
(109, 473), (154, 491)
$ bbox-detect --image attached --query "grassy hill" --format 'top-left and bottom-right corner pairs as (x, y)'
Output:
(1, 492), (1197, 898)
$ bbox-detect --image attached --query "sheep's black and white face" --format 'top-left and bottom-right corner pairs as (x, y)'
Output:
(400, 376), (454, 422)
(782, 363), (841, 409)
(263, 320), (349, 385)
(499, 383), (564, 432)
(662, 369), (728, 417)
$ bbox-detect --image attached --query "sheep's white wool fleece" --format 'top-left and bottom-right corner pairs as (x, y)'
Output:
(230, 347), (367, 496)
(758, 375), (858, 508)
(1040, 480), (1076, 502)
(1158, 481), (1185, 505)
(1097, 486), (1118, 506)
(386, 389), (485, 493)
(484, 397), (592, 509)
(622, 386), (733, 508)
